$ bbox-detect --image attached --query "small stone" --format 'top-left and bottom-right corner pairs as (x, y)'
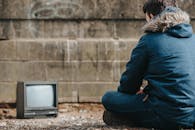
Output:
(0, 122), (7, 127)
(59, 109), (68, 113)
(71, 117), (75, 120)
(79, 109), (87, 113)
(2, 109), (9, 114)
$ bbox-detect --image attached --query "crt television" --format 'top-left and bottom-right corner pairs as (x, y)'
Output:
(17, 81), (58, 119)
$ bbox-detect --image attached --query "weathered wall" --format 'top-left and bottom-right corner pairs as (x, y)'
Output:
(0, 0), (195, 103)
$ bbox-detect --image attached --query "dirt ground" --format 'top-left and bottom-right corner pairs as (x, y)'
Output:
(0, 103), (152, 130)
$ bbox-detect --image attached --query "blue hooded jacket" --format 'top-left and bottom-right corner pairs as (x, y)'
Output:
(118, 7), (195, 127)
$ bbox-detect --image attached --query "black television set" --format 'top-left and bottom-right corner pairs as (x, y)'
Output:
(16, 81), (58, 119)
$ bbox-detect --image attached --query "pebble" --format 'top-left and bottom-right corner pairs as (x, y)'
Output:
(2, 109), (9, 114)
(0, 122), (7, 127)
(59, 109), (68, 113)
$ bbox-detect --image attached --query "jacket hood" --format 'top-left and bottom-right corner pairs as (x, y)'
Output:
(143, 6), (192, 38)
(166, 23), (193, 38)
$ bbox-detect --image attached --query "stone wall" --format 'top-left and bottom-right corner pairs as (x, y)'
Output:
(0, 0), (195, 103)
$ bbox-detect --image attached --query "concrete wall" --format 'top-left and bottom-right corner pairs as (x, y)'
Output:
(0, 0), (195, 103)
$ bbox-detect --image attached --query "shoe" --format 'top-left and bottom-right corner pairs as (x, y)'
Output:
(103, 110), (135, 126)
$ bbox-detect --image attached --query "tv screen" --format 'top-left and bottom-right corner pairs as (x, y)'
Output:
(26, 85), (54, 108)
(17, 81), (58, 119)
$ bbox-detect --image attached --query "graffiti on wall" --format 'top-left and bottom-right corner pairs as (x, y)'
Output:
(30, 0), (89, 19)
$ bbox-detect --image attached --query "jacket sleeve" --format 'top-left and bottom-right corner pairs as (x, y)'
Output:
(117, 36), (148, 94)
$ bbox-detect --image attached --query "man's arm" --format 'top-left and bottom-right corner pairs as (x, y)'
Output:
(118, 37), (148, 94)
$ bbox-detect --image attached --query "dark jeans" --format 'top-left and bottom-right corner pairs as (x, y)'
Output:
(102, 91), (179, 129)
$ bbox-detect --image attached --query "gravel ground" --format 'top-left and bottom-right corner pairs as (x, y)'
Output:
(0, 103), (152, 130)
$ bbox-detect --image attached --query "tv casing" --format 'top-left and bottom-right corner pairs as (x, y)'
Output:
(17, 81), (58, 119)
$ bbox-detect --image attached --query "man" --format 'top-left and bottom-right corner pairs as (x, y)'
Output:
(102, 0), (195, 129)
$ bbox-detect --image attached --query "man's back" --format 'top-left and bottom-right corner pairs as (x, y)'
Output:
(144, 23), (195, 126)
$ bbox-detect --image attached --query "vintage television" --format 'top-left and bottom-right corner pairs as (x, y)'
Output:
(17, 81), (58, 119)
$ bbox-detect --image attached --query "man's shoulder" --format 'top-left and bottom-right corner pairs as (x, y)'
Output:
(141, 32), (165, 40)
(139, 32), (165, 46)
